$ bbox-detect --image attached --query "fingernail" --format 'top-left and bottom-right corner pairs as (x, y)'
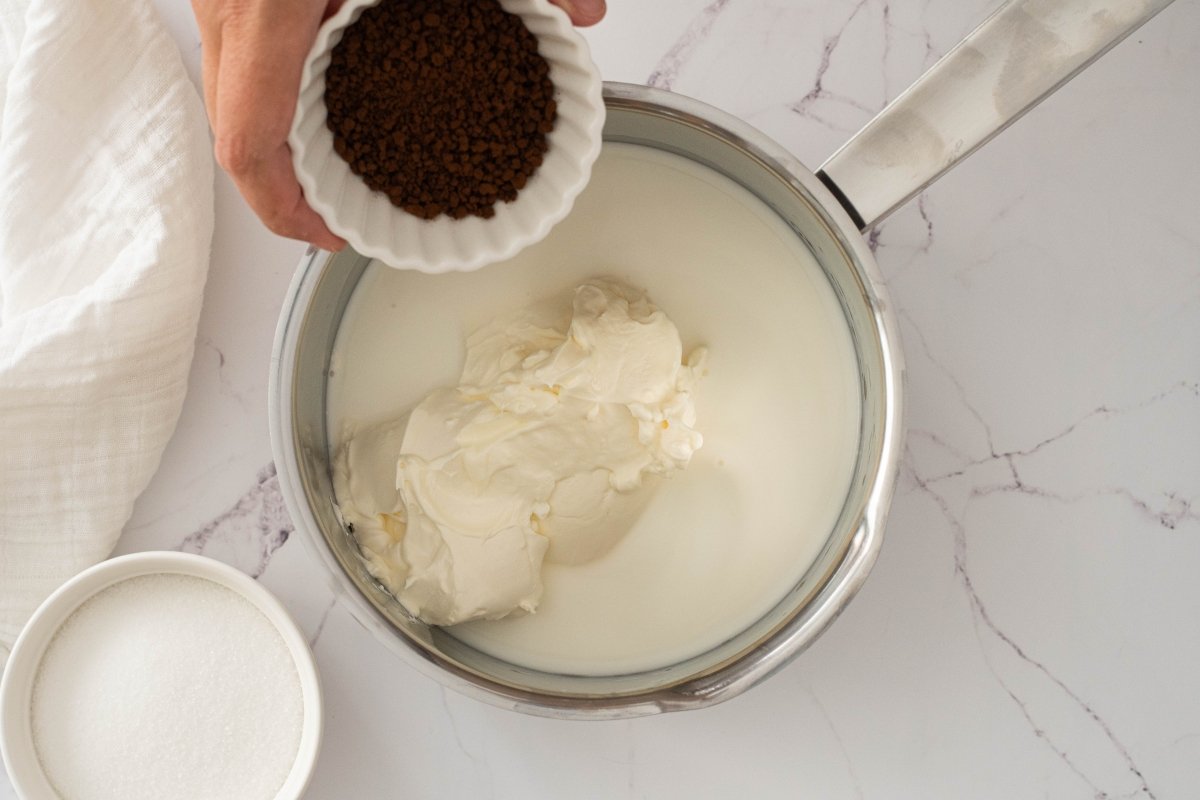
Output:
(568, 0), (605, 26)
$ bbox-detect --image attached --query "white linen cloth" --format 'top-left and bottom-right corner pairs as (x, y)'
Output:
(0, 0), (213, 658)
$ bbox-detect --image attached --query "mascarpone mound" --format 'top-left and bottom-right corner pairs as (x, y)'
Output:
(333, 279), (706, 626)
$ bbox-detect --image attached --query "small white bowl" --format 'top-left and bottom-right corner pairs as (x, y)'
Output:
(0, 552), (322, 800)
(290, 0), (604, 273)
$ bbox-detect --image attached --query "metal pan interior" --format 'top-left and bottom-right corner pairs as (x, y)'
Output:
(271, 84), (903, 717)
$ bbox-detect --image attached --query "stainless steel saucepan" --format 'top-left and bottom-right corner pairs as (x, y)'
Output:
(270, 0), (1174, 718)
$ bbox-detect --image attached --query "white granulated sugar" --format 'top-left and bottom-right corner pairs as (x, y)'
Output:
(30, 573), (304, 800)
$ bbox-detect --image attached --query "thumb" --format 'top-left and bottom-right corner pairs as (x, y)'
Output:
(553, 0), (606, 27)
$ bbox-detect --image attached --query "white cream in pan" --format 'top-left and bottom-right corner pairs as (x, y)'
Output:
(334, 278), (708, 625)
(327, 143), (861, 676)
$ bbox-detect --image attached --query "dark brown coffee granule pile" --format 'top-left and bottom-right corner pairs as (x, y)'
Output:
(324, 0), (557, 220)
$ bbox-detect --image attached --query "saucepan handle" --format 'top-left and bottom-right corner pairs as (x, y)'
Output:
(816, 0), (1174, 232)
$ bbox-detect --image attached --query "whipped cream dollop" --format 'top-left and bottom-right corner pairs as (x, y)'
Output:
(333, 279), (706, 626)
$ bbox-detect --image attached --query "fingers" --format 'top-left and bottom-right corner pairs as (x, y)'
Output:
(552, 0), (607, 27)
(226, 141), (347, 251)
(194, 0), (601, 251)
(200, 0), (345, 249)
(322, 0), (348, 21)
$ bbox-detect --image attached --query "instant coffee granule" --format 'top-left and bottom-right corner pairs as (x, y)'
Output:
(324, 0), (557, 220)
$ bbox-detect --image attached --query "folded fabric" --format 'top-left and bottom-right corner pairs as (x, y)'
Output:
(0, 0), (214, 659)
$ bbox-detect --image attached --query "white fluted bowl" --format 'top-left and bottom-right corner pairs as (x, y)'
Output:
(290, 0), (604, 273)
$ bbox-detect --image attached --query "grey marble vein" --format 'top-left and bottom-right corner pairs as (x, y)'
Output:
(788, 0), (876, 129)
(871, 193), (936, 265)
(198, 335), (252, 412)
(908, 459), (1158, 799)
(903, 306), (1198, 531)
(807, 687), (866, 800)
(178, 462), (293, 578)
(308, 595), (338, 649)
(625, 720), (637, 798)
(928, 380), (1200, 532)
(899, 304), (1170, 796)
(647, 0), (734, 90)
(440, 688), (496, 798)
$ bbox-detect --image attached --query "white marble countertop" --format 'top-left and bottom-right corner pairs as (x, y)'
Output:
(6, 0), (1198, 797)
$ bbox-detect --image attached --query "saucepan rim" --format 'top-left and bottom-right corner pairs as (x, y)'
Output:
(269, 82), (904, 719)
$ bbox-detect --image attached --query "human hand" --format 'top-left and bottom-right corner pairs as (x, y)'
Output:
(192, 0), (607, 251)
